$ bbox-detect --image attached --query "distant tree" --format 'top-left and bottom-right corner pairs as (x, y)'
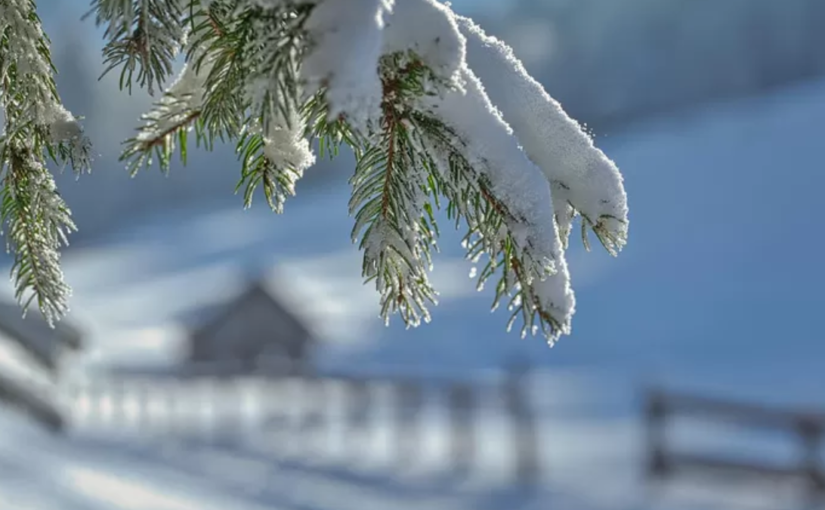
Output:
(0, 0), (628, 344)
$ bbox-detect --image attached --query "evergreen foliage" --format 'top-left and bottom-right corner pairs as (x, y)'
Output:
(0, 0), (629, 344)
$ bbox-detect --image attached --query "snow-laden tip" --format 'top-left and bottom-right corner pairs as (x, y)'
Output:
(419, 65), (575, 335)
(301, 0), (390, 132)
(263, 108), (315, 176)
(532, 264), (576, 341)
(456, 16), (629, 252)
(136, 48), (214, 144)
(382, 0), (466, 87)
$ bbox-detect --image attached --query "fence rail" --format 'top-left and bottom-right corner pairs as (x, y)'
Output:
(64, 362), (543, 485)
(645, 388), (825, 500)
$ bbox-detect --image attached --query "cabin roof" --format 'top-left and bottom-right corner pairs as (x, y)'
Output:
(0, 370), (63, 432)
(0, 301), (84, 372)
(186, 279), (314, 347)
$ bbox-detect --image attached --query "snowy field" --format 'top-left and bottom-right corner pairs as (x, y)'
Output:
(0, 373), (817, 510)
(2, 75), (825, 509)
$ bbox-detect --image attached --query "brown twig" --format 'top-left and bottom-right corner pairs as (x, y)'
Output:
(137, 110), (201, 150)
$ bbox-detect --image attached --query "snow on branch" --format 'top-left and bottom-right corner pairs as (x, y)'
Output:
(120, 46), (214, 173)
(456, 16), (629, 254)
(382, 0), (464, 86)
(301, 0), (391, 132)
(0, 0), (92, 325)
(418, 65), (563, 280)
(410, 64), (575, 339)
(4, 0), (629, 343)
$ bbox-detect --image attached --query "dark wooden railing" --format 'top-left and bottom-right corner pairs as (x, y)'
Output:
(0, 371), (64, 432)
(645, 388), (825, 501)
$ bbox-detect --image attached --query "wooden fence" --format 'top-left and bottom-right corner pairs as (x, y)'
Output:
(64, 361), (543, 485)
(645, 388), (825, 503)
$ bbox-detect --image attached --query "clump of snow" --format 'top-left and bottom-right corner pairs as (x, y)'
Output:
(262, 108), (315, 175)
(528, 261), (576, 339)
(46, 104), (93, 171)
(301, 0), (392, 132)
(46, 105), (84, 144)
(136, 49), (215, 143)
(381, 0), (465, 86)
(456, 16), (629, 252)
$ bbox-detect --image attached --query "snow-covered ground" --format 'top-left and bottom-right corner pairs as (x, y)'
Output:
(0, 374), (815, 510)
(2, 75), (825, 509)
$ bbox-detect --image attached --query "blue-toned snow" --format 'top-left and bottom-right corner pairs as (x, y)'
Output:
(1, 76), (824, 510)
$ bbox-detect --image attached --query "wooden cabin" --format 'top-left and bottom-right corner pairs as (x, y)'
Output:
(184, 280), (315, 375)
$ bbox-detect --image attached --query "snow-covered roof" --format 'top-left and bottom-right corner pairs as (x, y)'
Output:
(0, 369), (64, 433)
(186, 278), (314, 350)
(0, 300), (83, 373)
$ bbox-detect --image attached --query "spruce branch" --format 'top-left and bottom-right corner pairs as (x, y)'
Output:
(234, 117), (309, 213)
(120, 0), (314, 196)
(87, 0), (186, 94)
(406, 110), (568, 339)
(345, 56), (440, 327)
(0, 0), (91, 324)
(0, 0), (628, 342)
(0, 144), (75, 325)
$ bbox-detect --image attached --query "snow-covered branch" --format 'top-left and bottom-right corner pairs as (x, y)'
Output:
(0, 0), (92, 324)
(456, 16), (629, 253)
(3, 0), (629, 343)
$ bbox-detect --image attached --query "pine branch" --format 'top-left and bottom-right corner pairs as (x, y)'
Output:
(457, 15), (629, 258)
(347, 58), (440, 327)
(87, 0), (186, 94)
(234, 121), (308, 213)
(0, 0), (628, 342)
(0, 0), (91, 324)
(121, 1), (314, 202)
(406, 109), (568, 339)
(1, 145), (75, 325)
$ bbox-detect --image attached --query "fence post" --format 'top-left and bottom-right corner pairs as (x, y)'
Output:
(448, 382), (475, 477)
(395, 379), (423, 468)
(63, 381), (82, 427)
(79, 381), (97, 425)
(157, 379), (175, 437)
(165, 380), (180, 438)
(262, 373), (288, 434)
(301, 373), (327, 454)
(346, 378), (372, 458)
(504, 360), (540, 486)
(109, 377), (126, 428)
(798, 417), (825, 502)
(280, 375), (301, 455)
(132, 380), (147, 433)
(645, 390), (668, 479)
(212, 377), (246, 445)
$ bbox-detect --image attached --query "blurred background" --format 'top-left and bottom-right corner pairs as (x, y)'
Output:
(1, 1), (824, 509)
